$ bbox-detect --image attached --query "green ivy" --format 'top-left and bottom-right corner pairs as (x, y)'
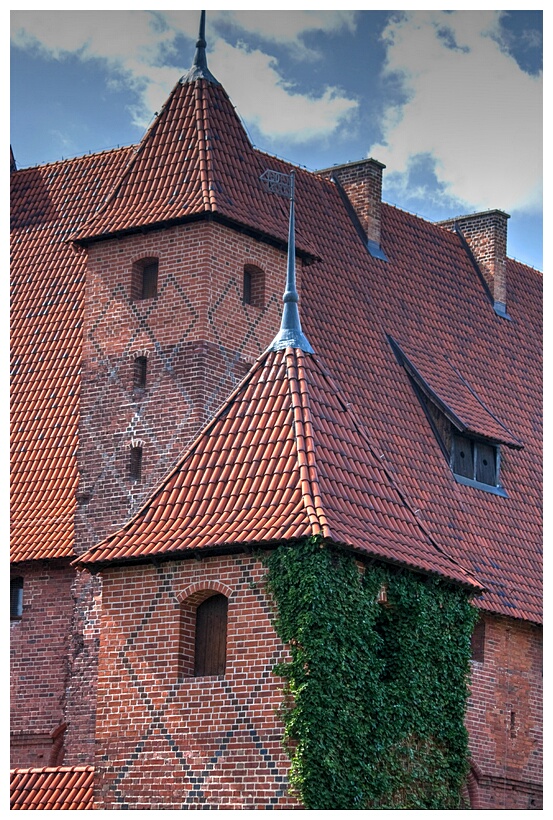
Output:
(264, 538), (478, 810)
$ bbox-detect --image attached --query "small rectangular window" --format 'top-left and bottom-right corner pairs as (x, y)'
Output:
(11, 577), (23, 620)
(141, 263), (158, 299)
(470, 618), (485, 663)
(133, 356), (148, 389)
(475, 442), (497, 485)
(243, 268), (252, 305)
(129, 446), (143, 482)
(453, 433), (475, 479)
(195, 594), (228, 676)
(452, 434), (500, 490)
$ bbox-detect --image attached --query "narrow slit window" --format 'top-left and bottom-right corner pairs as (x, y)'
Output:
(11, 577), (23, 620)
(194, 594), (228, 676)
(141, 262), (158, 299)
(470, 618), (485, 663)
(243, 267), (252, 305)
(129, 446), (143, 482)
(133, 356), (148, 389)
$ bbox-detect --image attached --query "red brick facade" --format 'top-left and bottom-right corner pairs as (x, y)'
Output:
(466, 614), (543, 809)
(10, 562), (74, 768)
(94, 554), (300, 810)
(76, 221), (292, 555)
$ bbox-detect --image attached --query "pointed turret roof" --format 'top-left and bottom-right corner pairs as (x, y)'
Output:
(76, 345), (481, 591)
(71, 20), (318, 257)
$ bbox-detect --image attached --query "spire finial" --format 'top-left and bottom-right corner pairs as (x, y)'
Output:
(180, 10), (220, 86)
(263, 170), (314, 354)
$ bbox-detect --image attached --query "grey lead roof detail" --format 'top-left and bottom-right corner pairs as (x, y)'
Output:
(180, 11), (221, 86)
(268, 171), (314, 354)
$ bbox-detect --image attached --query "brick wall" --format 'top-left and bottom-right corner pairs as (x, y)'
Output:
(76, 220), (291, 556)
(61, 218), (293, 769)
(10, 562), (74, 768)
(466, 613), (542, 809)
(94, 553), (300, 809)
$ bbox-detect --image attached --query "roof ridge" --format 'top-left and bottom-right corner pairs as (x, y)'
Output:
(285, 348), (329, 538)
(195, 80), (218, 212)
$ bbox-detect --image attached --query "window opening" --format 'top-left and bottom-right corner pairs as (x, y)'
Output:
(129, 445), (143, 482)
(470, 617), (485, 663)
(242, 264), (265, 308)
(194, 594), (228, 676)
(452, 434), (498, 488)
(132, 258), (159, 301)
(133, 356), (148, 389)
(11, 577), (23, 620)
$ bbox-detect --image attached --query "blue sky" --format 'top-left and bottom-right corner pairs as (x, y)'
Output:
(10, 6), (543, 270)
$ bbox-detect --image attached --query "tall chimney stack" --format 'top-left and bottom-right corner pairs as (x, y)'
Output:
(437, 210), (510, 317)
(317, 159), (386, 258)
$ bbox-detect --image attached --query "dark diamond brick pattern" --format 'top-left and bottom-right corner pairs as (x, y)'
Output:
(96, 556), (298, 810)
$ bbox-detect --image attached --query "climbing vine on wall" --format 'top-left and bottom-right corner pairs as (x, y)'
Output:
(264, 537), (478, 810)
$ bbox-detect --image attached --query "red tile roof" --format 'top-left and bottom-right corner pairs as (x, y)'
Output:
(10, 766), (94, 810)
(11, 148), (132, 562)
(72, 78), (318, 260)
(11, 60), (541, 621)
(76, 346), (481, 591)
(389, 336), (523, 448)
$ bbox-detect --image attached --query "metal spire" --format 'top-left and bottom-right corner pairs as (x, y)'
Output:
(264, 170), (314, 354)
(180, 10), (220, 86)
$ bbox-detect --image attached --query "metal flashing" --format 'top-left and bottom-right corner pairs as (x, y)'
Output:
(367, 239), (389, 261)
(180, 11), (220, 86)
(493, 301), (512, 321)
(452, 473), (508, 498)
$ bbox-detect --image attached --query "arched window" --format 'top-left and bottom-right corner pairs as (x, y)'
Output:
(132, 257), (159, 301)
(242, 264), (265, 308)
(194, 594), (228, 676)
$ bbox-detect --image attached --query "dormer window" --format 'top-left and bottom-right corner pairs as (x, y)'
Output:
(132, 258), (158, 301)
(452, 434), (498, 488)
(387, 336), (521, 498)
(417, 391), (506, 495)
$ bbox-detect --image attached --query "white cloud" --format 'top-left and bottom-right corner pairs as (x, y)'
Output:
(210, 40), (357, 143)
(370, 11), (542, 214)
(11, 9), (358, 144)
(214, 10), (356, 59)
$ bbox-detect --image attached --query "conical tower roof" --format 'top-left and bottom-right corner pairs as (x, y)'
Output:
(72, 20), (317, 257)
(77, 345), (481, 592)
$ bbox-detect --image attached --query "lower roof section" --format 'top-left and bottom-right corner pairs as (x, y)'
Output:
(10, 766), (95, 810)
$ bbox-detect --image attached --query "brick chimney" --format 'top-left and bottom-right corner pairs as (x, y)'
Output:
(437, 210), (510, 317)
(317, 159), (386, 257)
